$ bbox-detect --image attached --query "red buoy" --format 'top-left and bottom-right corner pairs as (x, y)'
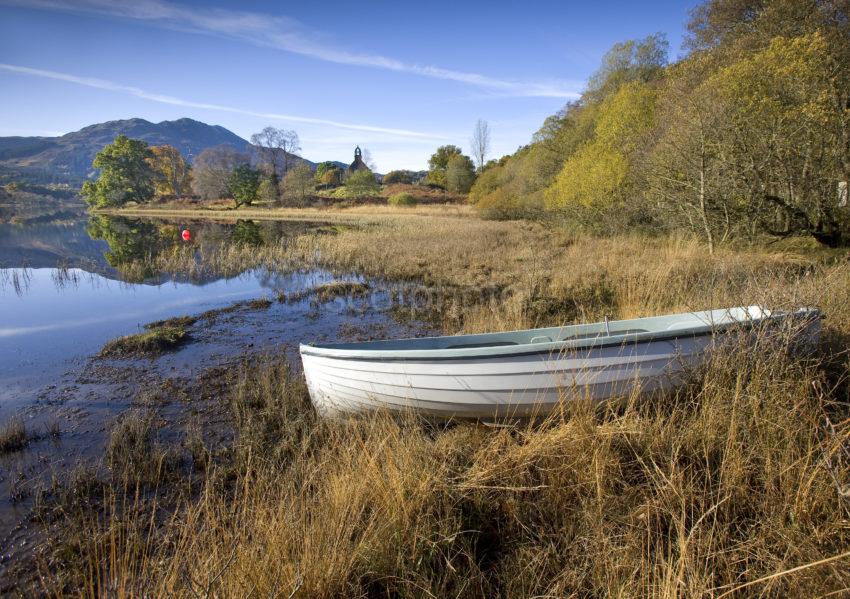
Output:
(181, 229), (191, 241)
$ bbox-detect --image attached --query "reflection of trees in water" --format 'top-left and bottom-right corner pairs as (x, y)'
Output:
(85, 215), (326, 283)
(230, 220), (264, 247)
(86, 215), (179, 282)
(229, 220), (313, 247)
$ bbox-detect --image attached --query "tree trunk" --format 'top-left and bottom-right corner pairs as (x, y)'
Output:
(699, 155), (715, 254)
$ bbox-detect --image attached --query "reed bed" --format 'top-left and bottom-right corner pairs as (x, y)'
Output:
(0, 415), (29, 454)
(152, 213), (850, 334)
(34, 212), (850, 597)
(39, 340), (850, 597)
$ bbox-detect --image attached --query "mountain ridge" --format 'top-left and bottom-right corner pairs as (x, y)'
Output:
(0, 118), (346, 184)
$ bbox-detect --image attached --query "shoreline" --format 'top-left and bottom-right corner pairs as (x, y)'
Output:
(0, 272), (434, 591)
(96, 202), (476, 223)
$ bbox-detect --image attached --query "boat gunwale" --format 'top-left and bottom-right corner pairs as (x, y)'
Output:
(300, 307), (820, 362)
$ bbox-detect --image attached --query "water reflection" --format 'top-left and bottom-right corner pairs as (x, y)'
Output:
(230, 219), (264, 246)
(0, 212), (337, 408)
(0, 213), (322, 289)
(86, 215), (173, 282)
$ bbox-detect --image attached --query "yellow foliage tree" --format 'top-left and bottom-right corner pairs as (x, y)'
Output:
(545, 80), (657, 211)
(148, 145), (192, 197)
(706, 32), (849, 245)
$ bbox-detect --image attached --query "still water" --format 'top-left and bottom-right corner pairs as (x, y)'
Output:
(0, 215), (342, 417)
(0, 211), (430, 567)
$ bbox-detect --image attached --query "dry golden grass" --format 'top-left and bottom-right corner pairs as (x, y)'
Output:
(44, 344), (850, 598)
(36, 207), (850, 597)
(281, 216), (850, 335)
(102, 202), (474, 222)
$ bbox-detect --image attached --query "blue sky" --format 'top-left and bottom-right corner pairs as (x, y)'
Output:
(0, 0), (698, 171)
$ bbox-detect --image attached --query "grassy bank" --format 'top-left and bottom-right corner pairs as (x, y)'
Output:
(36, 206), (850, 596)
(99, 202), (473, 223)
(128, 204), (850, 333)
(37, 345), (850, 597)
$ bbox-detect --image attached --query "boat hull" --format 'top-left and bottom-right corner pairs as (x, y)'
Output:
(302, 335), (709, 419)
(299, 306), (821, 419)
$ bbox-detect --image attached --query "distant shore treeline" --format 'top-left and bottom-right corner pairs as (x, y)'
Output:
(79, 127), (324, 209)
(80, 127), (481, 209)
(469, 0), (850, 249)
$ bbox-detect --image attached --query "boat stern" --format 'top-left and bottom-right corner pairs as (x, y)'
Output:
(299, 345), (350, 417)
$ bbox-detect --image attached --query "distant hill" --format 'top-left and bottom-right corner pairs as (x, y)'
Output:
(0, 118), (250, 184)
(0, 118), (379, 189)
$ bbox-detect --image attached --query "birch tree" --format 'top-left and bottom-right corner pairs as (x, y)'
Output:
(471, 119), (490, 172)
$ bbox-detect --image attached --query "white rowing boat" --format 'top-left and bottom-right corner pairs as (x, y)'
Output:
(299, 306), (820, 419)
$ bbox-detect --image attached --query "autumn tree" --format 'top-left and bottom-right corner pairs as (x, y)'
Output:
(257, 177), (279, 204)
(281, 161), (315, 206)
(81, 135), (155, 208)
(148, 145), (192, 197)
(446, 153), (476, 193)
(315, 162), (343, 187)
(382, 170), (414, 184)
(708, 32), (850, 246)
(470, 119), (491, 172)
(546, 81), (658, 217)
(192, 146), (250, 200)
(471, 0), (850, 246)
(646, 59), (734, 252)
(585, 33), (668, 102)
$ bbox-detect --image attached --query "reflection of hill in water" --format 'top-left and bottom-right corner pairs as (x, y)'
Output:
(0, 213), (327, 287)
(0, 218), (111, 274)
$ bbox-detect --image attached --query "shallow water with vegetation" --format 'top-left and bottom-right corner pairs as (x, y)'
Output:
(0, 212), (433, 582)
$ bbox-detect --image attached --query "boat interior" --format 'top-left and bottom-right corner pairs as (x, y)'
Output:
(308, 306), (771, 351)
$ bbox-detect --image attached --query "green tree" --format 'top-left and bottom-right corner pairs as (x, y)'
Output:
(446, 154), (476, 193)
(86, 215), (168, 281)
(228, 164), (261, 208)
(425, 145), (464, 188)
(231, 220), (264, 246)
(81, 135), (155, 208)
(345, 169), (379, 192)
(281, 161), (315, 206)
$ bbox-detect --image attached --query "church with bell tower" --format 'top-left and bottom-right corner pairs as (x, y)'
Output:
(347, 146), (369, 174)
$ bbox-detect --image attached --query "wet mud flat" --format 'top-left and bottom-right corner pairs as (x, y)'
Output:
(0, 278), (434, 593)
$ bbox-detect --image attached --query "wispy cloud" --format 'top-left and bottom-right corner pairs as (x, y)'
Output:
(0, 63), (446, 140)
(3, 0), (582, 99)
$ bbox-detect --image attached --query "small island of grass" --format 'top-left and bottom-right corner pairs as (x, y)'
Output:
(100, 325), (188, 358)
